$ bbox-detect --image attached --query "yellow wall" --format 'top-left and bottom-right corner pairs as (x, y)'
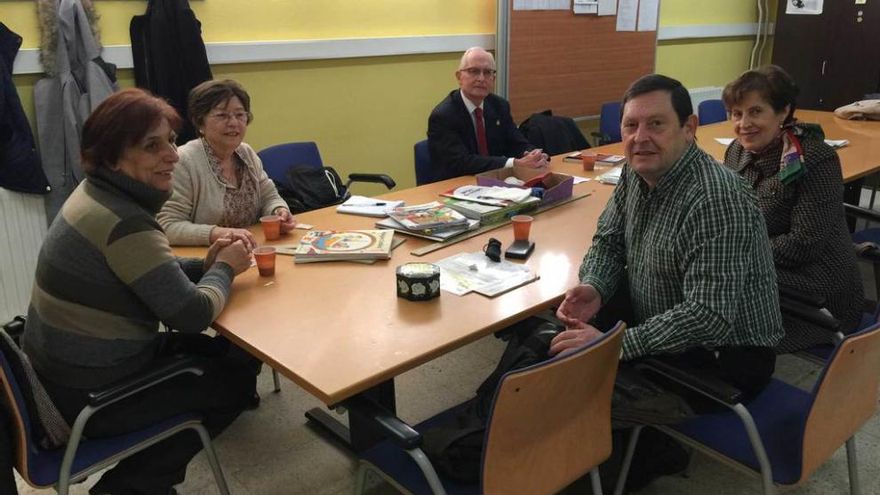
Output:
(4, 0), (776, 188)
(657, 0), (775, 89)
(5, 0), (494, 48)
(3, 0), (495, 190)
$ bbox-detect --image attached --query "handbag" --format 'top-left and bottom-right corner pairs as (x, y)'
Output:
(275, 165), (349, 214)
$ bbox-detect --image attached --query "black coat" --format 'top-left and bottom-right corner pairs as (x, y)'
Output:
(0, 23), (49, 195)
(427, 90), (532, 182)
(724, 131), (864, 352)
(130, 0), (212, 144)
(518, 110), (590, 155)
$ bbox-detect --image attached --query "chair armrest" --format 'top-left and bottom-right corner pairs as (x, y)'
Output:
(346, 173), (396, 190)
(778, 296), (841, 333)
(344, 395), (422, 450)
(2, 316), (26, 345)
(86, 356), (204, 409)
(856, 242), (880, 262)
(635, 358), (744, 407)
(844, 203), (880, 223)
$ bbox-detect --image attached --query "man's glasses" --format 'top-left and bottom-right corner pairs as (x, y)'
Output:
(208, 111), (251, 123)
(461, 67), (497, 78)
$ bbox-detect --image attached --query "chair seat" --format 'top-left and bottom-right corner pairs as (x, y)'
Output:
(852, 227), (880, 245)
(27, 412), (202, 487)
(670, 379), (812, 485)
(359, 401), (480, 495)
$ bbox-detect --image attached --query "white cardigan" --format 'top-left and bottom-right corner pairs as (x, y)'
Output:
(158, 139), (288, 245)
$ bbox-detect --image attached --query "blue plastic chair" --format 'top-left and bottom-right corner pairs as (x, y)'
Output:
(414, 139), (438, 186)
(616, 322), (880, 495)
(258, 141), (395, 202)
(0, 323), (230, 495)
(698, 99), (727, 125)
(592, 102), (622, 145)
(354, 322), (626, 495)
(258, 141), (324, 184)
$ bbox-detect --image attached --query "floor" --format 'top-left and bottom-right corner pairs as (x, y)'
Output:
(15, 190), (880, 495)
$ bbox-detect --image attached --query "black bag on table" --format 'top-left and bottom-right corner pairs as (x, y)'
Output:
(273, 165), (349, 214)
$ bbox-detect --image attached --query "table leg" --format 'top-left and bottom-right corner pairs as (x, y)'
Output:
(305, 378), (396, 452)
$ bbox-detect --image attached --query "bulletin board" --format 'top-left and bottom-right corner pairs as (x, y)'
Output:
(507, 4), (657, 122)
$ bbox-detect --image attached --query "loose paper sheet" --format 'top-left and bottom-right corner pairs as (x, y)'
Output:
(514, 0), (571, 10)
(637, 0), (659, 31)
(786, 0), (823, 15)
(616, 0), (638, 31)
(573, 0), (598, 14)
(598, 0), (617, 15)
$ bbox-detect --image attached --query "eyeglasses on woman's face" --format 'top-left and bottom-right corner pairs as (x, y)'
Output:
(208, 111), (251, 123)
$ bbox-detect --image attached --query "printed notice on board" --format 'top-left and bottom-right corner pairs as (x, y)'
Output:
(786, 0), (823, 15)
(573, 0), (598, 14)
(514, 0), (571, 10)
(615, 0), (637, 31)
(637, 0), (659, 31)
(598, 0), (617, 16)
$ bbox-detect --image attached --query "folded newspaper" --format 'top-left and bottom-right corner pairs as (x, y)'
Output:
(435, 252), (538, 297)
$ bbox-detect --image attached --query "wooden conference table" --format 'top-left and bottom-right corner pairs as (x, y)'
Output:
(176, 109), (879, 449)
(594, 109), (880, 183)
(176, 159), (615, 448)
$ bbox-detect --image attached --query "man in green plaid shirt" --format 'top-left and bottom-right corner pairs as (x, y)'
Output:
(550, 74), (783, 399)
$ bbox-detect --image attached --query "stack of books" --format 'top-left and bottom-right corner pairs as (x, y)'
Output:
(442, 195), (540, 225)
(294, 229), (394, 263)
(375, 202), (479, 241)
(440, 185), (540, 225)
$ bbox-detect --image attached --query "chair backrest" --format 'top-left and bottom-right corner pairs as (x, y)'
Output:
(413, 139), (436, 186)
(257, 141), (324, 184)
(598, 102), (622, 144)
(481, 322), (625, 495)
(0, 334), (39, 486)
(698, 99), (727, 125)
(800, 321), (880, 481)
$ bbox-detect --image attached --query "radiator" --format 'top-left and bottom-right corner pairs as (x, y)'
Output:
(689, 86), (724, 111)
(0, 189), (47, 322)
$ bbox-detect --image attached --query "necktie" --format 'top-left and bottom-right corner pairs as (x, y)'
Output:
(474, 107), (489, 156)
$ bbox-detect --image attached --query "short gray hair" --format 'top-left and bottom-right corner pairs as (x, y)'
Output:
(458, 47), (496, 70)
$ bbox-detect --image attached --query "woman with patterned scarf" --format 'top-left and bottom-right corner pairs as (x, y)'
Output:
(721, 65), (863, 353)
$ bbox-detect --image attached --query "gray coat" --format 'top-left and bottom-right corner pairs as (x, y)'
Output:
(34, 0), (116, 224)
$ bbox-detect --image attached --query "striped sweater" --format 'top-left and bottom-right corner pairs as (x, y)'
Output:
(22, 168), (235, 389)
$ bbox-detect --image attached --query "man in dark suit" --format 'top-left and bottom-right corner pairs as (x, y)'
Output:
(427, 47), (549, 181)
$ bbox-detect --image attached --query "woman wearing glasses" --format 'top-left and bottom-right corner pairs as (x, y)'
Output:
(23, 89), (256, 494)
(159, 79), (296, 246)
